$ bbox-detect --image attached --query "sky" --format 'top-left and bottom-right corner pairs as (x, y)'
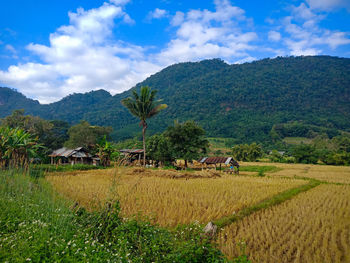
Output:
(0, 0), (349, 104)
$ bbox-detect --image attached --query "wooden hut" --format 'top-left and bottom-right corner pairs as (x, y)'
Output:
(198, 157), (239, 173)
(49, 147), (98, 165)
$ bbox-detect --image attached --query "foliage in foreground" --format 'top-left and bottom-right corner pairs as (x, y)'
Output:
(0, 171), (228, 262)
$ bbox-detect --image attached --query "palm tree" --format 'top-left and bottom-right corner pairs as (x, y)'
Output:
(122, 86), (167, 166)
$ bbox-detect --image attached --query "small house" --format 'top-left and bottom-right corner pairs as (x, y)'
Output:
(49, 147), (98, 165)
(198, 156), (239, 173)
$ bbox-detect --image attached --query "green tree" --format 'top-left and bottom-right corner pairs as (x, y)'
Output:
(164, 121), (208, 168)
(114, 137), (143, 151)
(1, 109), (53, 146)
(232, 143), (263, 161)
(121, 86), (167, 166)
(291, 144), (318, 164)
(65, 120), (112, 149)
(0, 110), (70, 158)
(146, 134), (174, 166)
(269, 150), (283, 162)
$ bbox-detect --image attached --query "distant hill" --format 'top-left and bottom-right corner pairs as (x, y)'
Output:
(1, 56), (350, 144)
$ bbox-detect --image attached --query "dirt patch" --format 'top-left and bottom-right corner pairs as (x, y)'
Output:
(127, 168), (221, 179)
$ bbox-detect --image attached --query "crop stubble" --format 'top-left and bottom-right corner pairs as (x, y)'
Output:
(218, 184), (350, 263)
(47, 167), (306, 227)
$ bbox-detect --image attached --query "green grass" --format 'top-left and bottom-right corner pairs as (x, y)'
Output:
(239, 165), (282, 174)
(207, 137), (229, 148)
(0, 170), (229, 262)
(282, 137), (313, 145)
(29, 164), (106, 177)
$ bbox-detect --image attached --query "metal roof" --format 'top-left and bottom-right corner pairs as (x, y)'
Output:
(49, 147), (91, 158)
(199, 157), (233, 164)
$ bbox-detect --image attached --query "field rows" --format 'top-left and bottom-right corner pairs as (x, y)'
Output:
(241, 162), (350, 184)
(218, 184), (350, 263)
(47, 168), (307, 227)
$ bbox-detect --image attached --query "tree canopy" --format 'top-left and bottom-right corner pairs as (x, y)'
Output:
(64, 120), (112, 149)
(164, 121), (208, 167)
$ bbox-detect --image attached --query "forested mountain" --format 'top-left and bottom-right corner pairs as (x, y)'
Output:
(1, 56), (349, 144)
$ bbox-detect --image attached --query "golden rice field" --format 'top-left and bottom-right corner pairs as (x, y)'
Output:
(47, 167), (306, 227)
(241, 162), (350, 184)
(218, 184), (350, 263)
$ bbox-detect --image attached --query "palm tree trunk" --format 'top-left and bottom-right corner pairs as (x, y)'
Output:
(142, 124), (147, 167)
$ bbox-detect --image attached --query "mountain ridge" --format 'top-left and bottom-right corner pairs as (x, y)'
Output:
(1, 55), (350, 144)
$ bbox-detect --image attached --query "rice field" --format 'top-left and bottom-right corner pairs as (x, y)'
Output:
(47, 167), (306, 227)
(46, 163), (350, 261)
(218, 184), (350, 263)
(241, 162), (350, 184)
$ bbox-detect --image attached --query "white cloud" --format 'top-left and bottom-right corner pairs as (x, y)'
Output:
(5, 44), (16, 54)
(157, 0), (257, 64)
(268, 31), (281, 42)
(147, 8), (168, 20)
(4, 44), (18, 59)
(273, 3), (350, 56)
(306, 0), (350, 11)
(234, 56), (257, 64)
(0, 0), (259, 103)
(0, 2), (157, 103)
(171, 11), (185, 26)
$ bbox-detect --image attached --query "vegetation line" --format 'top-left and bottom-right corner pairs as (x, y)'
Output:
(284, 175), (350, 186)
(293, 176), (350, 185)
(214, 179), (321, 229)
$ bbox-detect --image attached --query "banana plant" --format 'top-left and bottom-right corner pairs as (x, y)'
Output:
(96, 135), (114, 167)
(0, 127), (42, 169)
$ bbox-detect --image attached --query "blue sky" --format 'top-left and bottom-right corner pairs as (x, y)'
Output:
(0, 0), (349, 103)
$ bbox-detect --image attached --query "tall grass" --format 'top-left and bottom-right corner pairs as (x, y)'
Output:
(0, 170), (228, 262)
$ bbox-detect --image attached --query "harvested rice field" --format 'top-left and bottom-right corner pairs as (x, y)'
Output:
(47, 167), (307, 227)
(218, 184), (350, 263)
(241, 162), (350, 184)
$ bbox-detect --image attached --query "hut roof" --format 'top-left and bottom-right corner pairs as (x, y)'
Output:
(198, 157), (233, 165)
(49, 147), (92, 158)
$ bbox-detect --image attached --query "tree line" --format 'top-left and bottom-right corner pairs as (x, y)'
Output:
(1, 86), (350, 168)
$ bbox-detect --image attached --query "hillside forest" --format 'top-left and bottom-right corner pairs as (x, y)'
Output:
(1, 56), (350, 165)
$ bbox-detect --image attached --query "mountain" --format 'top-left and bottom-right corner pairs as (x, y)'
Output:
(1, 56), (350, 144)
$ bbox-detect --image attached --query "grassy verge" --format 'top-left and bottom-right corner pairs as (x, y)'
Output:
(239, 165), (282, 174)
(214, 179), (320, 228)
(29, 164), (106, 177)
(0, 170), (228, 262)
